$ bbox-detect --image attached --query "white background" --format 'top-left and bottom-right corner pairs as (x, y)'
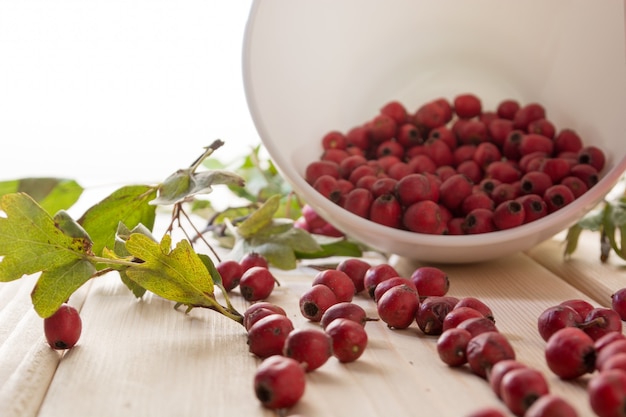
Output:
(0, 1), (258, 193)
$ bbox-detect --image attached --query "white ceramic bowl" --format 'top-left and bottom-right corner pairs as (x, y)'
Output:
(242, 0), (626, 263)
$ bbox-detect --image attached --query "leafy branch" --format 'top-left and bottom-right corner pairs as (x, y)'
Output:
(0, 140), (362, 326)
(564, 177), (626, 262)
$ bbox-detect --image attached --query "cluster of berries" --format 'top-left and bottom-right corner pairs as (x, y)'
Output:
(304, 93), (605, 235)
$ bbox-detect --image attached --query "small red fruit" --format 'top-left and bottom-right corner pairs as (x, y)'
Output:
(283, 327), (333, 372)
(403, 200), (447, 234)
(44, 304), (82, 350)
(436, 327), (472, 367)
(336, 258), (370, 294)
(500, 367), (550, 416)
(376, 284), (420, 329)
(239, 266), (276, 302)
(466, 331), (516, 379)
(247, 314), (294, 359)
(254, 355), (306, 410)
(454, 93), (482, 119)
(325, 317), (368, 363)
(299, 284), (338, 322)
(588, 369), (626, 417)
(312, 269), (356, 303)
(545, 327), (596, 379)
(409, 266), (449, 298)
(216, 259), (244, 292)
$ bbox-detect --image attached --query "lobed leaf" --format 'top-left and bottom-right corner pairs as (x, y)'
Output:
(0, 193), (92, 282)
(124, 234), (215, 307)
(0, 178), (83, 215)
(79, 185), (157, 257)
(31, 259), (96, 318)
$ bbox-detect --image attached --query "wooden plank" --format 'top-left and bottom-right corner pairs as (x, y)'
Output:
(526, 230), (626, 307)
(0, 275), (92, 417)
(33, 251), (607, 417)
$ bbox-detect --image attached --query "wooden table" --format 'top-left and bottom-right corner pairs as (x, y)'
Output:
(1, 225), (624, 417)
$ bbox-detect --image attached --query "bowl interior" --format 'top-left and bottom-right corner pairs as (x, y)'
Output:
(243, 0), (626, 263)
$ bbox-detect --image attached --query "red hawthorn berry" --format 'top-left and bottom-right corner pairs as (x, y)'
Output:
(543, 184), (575, 213)
(387, 161), (413, 181)
(577, 145), (606, 172)
(456, 160), (482, 184)
(496, 99), (520, 120)
(396, 123), (423, 148)
(338, 154), (367, 179)
(376, 140), (404, 159)
(487, 118), (514, 147)
(539, 158), (572, 184)
(380, 100), (408, 125)
(462, 208), (496, 234)
(554, 128), (583, 154)
(473, 142), (502, 170)
(527, 118), (556, 139)
(342, 188), (374, 218)
(396, 173), (439, 206)
(520, 171), (553, 196)
(369, 193), (402, 229)
(422, 137), (454, 167)
(519, 133), (554, 156)
(493, 200), (525, 230)
(305, 160), (340, 185)
(44, 304), (82, 350)
(461, 191), (495, 216)
(370, 177), (398, 198)
(428, 125), (456, 150)
(439, 173), (474, 212)
(491, 183), (520, 206)
(321, 130), (347, 150)
(486, 161), (521, 184)
(515, 194), (548, 223)
(413, 101), (449, 131)
(560, 176), (588, 198)
(457, 120), (488, 145)
(345, 125), (371, 150)
(321, 148), (350, 165)
(368, 114), (397, 144)
(313, 174), (342, 203)
(570, 164), (599, 189)
(454, 93), (482, 119)
(312, 269), (356, 303)
(513, 103), (546, 131)
(407, 154), (437, 174)
(403, 200), (447, 234)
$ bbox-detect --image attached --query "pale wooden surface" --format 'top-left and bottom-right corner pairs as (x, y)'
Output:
(0, 230), (624, 417)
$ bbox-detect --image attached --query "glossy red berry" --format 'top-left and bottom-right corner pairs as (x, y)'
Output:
(44, 304), (82, 350)
(312, 269), (356, 303)
(545, 327), (596, 379)
(240, 252), (269, 272)
(437, 327), (472, 367)
(465, 331), (516, 378)
(216, 259), (244, 292)
(493, 200), (525, 230)
(239, 266), (276, 302)
(247, 314), (294, 359)
(410, 266), (449, 298)
(369, 193), (402, 229)
(254, 355), (306, 410)
(299, 284), (338, 322)
(415, 295), (459, 336)
(336, 258), (370, 294)
(283, 328), (333, 372)
(500, 367), (550, 416)
(325, 317), (368, 363)
(403, 200), (447, 234)
(454, 93), (482, 119)
(376, 284), (420, 329)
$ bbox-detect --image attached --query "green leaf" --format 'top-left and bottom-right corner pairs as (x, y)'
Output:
(237, 194), (281, 239)
(124, 234), (216, 307)
(563, 223), (583, 257)
(0, 193), (92, 282)
(151, 168), (245, 205)
(78, 185), (157, 257)
(0, 178), (83, 215)
(31, 259), (96, 317)
(295, 239), (363, 259)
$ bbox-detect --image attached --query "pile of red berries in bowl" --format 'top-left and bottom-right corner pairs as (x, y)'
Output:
(304, 93), (604, 236)
(243, 0), (626, 263)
